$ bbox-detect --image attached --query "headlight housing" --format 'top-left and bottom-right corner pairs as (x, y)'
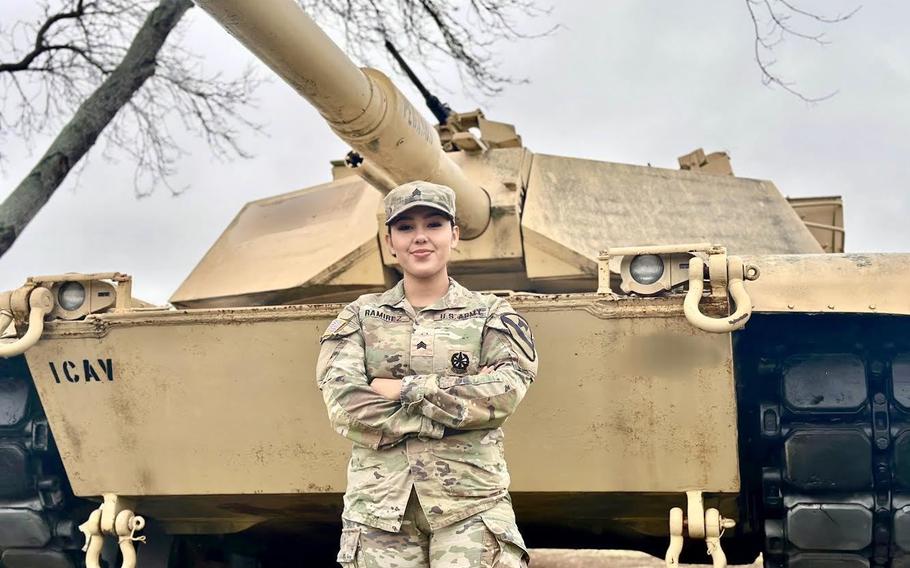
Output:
(603, 243), (709, 296)
(43, 275), (121, 320)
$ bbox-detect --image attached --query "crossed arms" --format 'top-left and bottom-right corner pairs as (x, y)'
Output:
(316, 300), (537, 449)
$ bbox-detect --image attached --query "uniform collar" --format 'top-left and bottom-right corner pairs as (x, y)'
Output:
(377, 280), (407, 308)
(378, 278), (471, 310)
(433, 278), (471, 310)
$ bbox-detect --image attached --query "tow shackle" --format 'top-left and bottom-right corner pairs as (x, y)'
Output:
(0, 286), (54, 358)
(684, 255), (759, 334)
(79, 494), (147, 568)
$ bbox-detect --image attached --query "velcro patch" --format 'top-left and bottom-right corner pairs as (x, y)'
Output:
(325, 319), (345, 334)
(450, 350), (471, 373)
(499, 313), (536, 361)
(320, 317), (358, 342)
(411, 327), (435, 357)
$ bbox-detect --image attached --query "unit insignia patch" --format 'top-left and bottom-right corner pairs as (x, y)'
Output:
(500, 313), (536, 361)
(451, 351), (470, 372)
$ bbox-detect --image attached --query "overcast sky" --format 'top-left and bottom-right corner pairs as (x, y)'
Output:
(1, 0), (907, 304)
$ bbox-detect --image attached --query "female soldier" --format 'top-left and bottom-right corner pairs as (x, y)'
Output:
(317, 181), (538, 567)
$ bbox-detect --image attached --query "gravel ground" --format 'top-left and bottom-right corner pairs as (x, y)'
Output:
(529, 550), (763, 567)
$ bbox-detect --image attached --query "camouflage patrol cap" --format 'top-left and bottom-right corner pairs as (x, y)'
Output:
(384, 180), (456, 225)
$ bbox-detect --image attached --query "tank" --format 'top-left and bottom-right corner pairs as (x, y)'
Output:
(1, 0), (909, 566)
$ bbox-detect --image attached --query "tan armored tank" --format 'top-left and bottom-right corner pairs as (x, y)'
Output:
(1, 0), (909, 566)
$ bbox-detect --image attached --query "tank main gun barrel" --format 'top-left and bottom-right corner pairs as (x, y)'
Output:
(194, 0), (490, 238)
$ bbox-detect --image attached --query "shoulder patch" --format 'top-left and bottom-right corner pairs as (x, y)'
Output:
(320, 317), (358, 343)
(499, 313), (536, 361)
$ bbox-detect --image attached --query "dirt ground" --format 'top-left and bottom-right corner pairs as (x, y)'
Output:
(529, 549), (763, 567)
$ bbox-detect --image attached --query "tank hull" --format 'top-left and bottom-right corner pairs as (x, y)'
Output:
(23, 294), (740, 537)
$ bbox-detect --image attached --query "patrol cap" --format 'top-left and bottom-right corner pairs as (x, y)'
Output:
(384, 180), (456, 225)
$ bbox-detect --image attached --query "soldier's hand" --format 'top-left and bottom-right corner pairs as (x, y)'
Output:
(371, 377), (402, 400)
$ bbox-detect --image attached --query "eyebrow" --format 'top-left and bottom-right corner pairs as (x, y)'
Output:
(394, 212), (447, 222)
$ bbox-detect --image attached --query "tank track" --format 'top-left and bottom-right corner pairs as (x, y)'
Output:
(736, 313), (910, 567)
(0, 355), (83, 568)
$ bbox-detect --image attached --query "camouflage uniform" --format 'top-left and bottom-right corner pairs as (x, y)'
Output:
(317, 278), (537, 567)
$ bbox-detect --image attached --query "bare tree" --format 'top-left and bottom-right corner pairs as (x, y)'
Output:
(744, 0), (860, 102)
(0, 0), (552, 259)
(302, 0), (555, 97)
(0, 0), (257, 258)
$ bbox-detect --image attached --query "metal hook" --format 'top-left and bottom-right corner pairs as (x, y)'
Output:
(684, 256), (753, 333)
(0, 287), (54, 358)
(78, 506), (104, 568)
(79, 496), (148, 568)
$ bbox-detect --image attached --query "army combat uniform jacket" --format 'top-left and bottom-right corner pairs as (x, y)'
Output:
(317, 279), (537, 533)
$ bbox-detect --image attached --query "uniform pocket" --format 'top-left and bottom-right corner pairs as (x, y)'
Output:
(430, 445), (507, 498)
(336, 527), (361, 566)
(480, 516), (529, 568)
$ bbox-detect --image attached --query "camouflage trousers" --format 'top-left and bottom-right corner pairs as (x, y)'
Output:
(336, 490), (529, 567)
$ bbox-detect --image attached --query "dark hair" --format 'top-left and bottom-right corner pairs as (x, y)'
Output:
(386, 215), (455, 234)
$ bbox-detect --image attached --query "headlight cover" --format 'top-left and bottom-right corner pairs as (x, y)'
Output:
(630, 254), (665, 285)
(57, 281), (86, 311)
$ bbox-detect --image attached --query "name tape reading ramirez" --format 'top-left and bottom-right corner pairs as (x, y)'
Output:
(363, 309), (404, 322)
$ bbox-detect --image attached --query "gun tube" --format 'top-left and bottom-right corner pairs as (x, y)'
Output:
(195, 0), (490, 238)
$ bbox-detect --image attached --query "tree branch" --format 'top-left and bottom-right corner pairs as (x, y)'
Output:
(300, 0), (556, 97)
(0, 0), (193, 257)
(745, 0), (861, 102)
(0, 1), (88, 72)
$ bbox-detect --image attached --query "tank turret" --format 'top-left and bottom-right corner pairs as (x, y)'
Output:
(172, 0), (823, 309)
(195, 0), (490, 238)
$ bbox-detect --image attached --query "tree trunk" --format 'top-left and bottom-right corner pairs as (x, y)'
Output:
(0, 0), (193, 259)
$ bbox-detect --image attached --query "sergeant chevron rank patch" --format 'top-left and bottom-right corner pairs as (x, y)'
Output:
(500, 313), (536, 361)
(411, 328), (435, 357)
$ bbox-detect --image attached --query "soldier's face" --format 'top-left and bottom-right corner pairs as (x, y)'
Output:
(386, 206), (460, 280)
